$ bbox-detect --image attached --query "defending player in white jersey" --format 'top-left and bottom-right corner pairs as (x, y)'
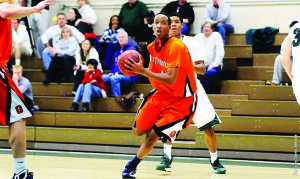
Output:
(155, 12), (226, 174)
(282, 22), (300, 105)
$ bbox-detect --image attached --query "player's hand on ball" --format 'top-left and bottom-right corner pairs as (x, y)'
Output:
(125, 56), (144, 74)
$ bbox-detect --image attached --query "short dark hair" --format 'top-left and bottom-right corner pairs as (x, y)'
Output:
(57, 13), (66, 18)
(145, 10), (155, 18)
(86, 59), (98, 69)
(290, 21), (298, 28)
(156, 12), (171, 25)
(169, 12), (183, 24)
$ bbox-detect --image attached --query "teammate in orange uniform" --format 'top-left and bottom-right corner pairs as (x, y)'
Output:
(121, 12), (198, 178)
(0, 0), (54, 178)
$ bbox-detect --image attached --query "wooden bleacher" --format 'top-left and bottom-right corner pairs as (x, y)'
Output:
(1, 33), (299, 162)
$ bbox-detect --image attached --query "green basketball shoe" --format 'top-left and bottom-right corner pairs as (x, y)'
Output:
(156, 154), (173, 172)
(210, 158), (226, 174)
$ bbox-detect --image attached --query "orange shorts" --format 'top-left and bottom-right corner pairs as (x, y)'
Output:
(134, 90), (197, 142)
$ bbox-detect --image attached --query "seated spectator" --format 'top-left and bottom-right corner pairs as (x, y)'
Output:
(194, 22), (224, 86)
(73, 39), (102, 95)
(67, 8), (82, 27)
(12, 65), (34, 110)
(204, 0), (234, 44)
(11, 19), (33, 65)
(76, 0), (97, 34)
(43, 27), (80, 84)
(266, 21), (298, 86)
(68, 59), (107, 112)
(100, 15), (124, 69)
(119, 0), (148, 42)
(161, 0), (194, 35)
(41, 13), (85, 70)
(102, 31), (137, 98)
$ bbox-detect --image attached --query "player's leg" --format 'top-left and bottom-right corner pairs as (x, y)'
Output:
(9, 119), (33, 178)
(3, 71), (33, 178)
(193, 83), (226, 174)
(203, 127), (226, 174)
(156, 141), (173, 172)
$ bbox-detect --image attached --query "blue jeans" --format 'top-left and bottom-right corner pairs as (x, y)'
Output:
(216, 23), (234, 44)
(73, 83), (106, 104)
(42, 48), (51, 70)
(202, 66), (221, 85)
(103, 42), (120, 68)
(102, 74), (134, 97)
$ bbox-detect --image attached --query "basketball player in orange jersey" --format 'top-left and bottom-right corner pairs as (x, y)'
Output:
(121, 12), (198, 178)
(0, 0), (54, 178)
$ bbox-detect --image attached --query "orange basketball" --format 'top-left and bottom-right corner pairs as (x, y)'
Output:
(118, 50), (144, 76)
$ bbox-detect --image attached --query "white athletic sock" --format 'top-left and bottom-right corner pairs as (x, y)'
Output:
(15, 59), (21, 65)
(164, 144), (172, 159)
(210, 151), (218, 163)
(13, 157), (27, 174)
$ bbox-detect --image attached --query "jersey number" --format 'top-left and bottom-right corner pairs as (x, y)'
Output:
(292, 28), (300, 47)
(169, 131), (177, 138)
(15, 105), (23, 114)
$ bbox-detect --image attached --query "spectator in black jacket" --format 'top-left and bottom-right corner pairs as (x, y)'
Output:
(161, 0), (194, 34)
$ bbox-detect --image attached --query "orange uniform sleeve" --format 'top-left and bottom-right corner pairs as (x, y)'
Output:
(0, 0), (14, 4)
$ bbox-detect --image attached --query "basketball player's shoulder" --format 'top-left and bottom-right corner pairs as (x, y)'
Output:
(170, 37), (186, 48)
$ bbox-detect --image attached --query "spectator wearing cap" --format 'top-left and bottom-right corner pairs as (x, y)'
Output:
(161, 0), (195, 34)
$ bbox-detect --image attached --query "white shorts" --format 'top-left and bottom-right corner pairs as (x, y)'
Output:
(292, 76), (300, 105)
(193, 80), (221, 131)
(0, 68), (32, 126)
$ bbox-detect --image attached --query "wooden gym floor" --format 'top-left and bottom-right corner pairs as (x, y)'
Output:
(0, 149), (298, 179)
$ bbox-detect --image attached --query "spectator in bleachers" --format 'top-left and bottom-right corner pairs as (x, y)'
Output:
(102, 31), (137, 98)
(43, 27), (80, 84)
(204, 0), (234, 44)
(118, 0), (148, 43)
(11, 19), (33, 66)
(266, 21), (298, 86)
(135, 10), (155, 83)
(161, 0), (194, 35)
(68, 59), (107, 112)
(194, 22), (224, 86)
(100, 15), (124, 69)
(29, 0), (50, 58)
(41, 13), (85, 70)
(12, 65), (34, 111)
(72, 39), (102, 96)
(76, 0), (97, 34)
(67, 8), (82, 27)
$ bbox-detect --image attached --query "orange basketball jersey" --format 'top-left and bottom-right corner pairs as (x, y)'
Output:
(147, 36), (197, 97)
(0, 0), (14, 67)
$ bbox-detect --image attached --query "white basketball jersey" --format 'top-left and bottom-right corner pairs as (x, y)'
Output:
(289, 23), (300, 76)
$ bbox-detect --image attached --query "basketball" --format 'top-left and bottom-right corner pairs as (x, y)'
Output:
(118, 50), (144, 76)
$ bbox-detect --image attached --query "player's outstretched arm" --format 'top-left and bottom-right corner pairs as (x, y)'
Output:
(0, 0), (54, 19)
(281, 35), (293, 81)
